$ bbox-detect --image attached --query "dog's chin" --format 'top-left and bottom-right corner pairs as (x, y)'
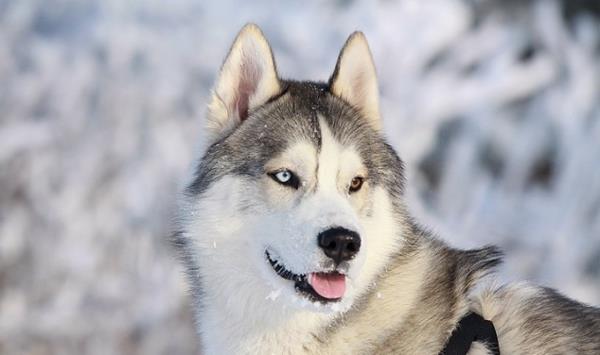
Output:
(264, 249), (355, 313)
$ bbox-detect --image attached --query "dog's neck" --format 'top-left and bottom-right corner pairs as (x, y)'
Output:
(198, 285), (331, 354)
(196, 237), (470, 355)
(326, 240), (475, 354)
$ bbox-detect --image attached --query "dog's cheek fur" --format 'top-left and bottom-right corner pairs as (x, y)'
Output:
(182, 177), (308, 332)
(352, 186), (404, 295)
(184, 176), (268, 284)
(259, 177), (296, 211)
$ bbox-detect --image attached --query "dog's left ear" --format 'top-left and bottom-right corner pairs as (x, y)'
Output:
(329, 32), (381, 131)
(206, 24), (281, 142)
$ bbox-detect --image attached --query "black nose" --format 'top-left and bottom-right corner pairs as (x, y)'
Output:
(317, 227), (361, 265)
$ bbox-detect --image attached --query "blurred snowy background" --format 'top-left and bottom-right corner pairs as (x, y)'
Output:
(0, 0), (599, 354)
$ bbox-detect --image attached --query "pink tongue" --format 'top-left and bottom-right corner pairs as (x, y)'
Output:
(309, 273), (346, 299)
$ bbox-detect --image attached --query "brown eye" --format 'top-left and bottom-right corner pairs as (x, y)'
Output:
(349, 176), (364, 193)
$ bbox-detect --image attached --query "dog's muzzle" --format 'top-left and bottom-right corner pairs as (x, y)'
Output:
(265, 250), (347, 303)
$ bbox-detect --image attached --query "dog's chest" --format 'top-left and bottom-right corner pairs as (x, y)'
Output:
(209, 327), (329, 355)
(201, 307), (333, 355)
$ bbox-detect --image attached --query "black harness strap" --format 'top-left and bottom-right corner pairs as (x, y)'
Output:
(439, 312), (500, 355)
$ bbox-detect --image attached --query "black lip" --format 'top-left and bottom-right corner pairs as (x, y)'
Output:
(265, 250), (305, 282)
(265, 250), (341, 304)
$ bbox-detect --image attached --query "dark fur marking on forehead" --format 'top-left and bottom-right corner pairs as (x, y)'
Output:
(187, 80), (327, 196)
(187, 78), (406, 207)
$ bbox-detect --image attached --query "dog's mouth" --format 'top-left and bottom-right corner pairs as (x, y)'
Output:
(265, 250), (345, 303)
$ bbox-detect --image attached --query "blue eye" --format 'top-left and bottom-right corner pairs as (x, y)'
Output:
(269, 169), (300, 189)
(275, 170), (291, 183)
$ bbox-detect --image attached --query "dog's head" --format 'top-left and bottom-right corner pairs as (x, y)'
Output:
(178, 24), (406, 314)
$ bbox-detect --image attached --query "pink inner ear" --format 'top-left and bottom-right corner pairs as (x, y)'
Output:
(235, 57), (261, 122)
(352, 70), (367, 100)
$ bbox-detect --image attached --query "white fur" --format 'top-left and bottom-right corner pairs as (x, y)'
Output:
(467, 341), (495, 355)
(181, 117), (401, 354)
(179, 25), (600, 355)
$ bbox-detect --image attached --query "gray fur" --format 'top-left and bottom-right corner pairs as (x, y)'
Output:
(186, 81), (322, 196)
(186, 80), (404, 201)
(173, 26), (600, 354)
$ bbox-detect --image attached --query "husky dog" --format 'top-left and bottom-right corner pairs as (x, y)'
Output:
(173, 24), (600, 354)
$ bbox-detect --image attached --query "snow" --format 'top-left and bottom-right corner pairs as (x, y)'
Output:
(0, 0), (598, 354)
(266, 289), (282, 301)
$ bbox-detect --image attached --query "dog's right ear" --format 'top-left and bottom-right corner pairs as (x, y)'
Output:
(206, 24), (281, 142)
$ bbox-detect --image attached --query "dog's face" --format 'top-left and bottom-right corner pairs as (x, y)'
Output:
(179, 25), (405, 314)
